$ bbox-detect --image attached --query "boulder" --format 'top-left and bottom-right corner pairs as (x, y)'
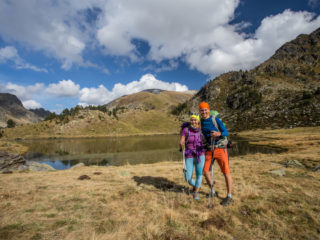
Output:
(70, 163), (85, 169)
(0, 151), (26, 173)
(0, 151), (56, 172)
(312, 166), (320, 172)
(284, 160), (305, 168)
(269, 169), (286, 176)
(26, 162), (55, 171)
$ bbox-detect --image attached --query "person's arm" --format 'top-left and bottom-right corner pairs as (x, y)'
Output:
(216, 117), (228, 137)
(180, 135), (185, 150)
(210, 117), (228, 138)
(179, 127), (187, 150)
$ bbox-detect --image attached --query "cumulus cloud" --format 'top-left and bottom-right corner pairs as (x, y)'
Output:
(0, 46), (47, 72)
(79, 73), (188, 105)
(45, 80), (80, 97)
(186, 10), (320, 75)
(0, 82), (44, 109)
(96, 1), (320, 76)
(1, 74), (187, 108)
(142, 60), (179, 73)
(23, 100), (42, 109)
(79, 85), (111, 106)
(0, 0), (319, 77)
(97, 0), (239, 61)
(2, 82), (44, 101)
(0, 0), (89, 69)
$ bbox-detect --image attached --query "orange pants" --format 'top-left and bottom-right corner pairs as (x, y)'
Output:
(203, 148), (230, 174)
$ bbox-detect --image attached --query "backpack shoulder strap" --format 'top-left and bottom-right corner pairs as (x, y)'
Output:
(211, 116), (220, 133)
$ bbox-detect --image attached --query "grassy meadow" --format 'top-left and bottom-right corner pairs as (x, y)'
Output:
(0, 127), (319, 239)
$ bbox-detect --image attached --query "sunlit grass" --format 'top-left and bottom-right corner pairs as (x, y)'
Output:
(0, 127), (319, 239)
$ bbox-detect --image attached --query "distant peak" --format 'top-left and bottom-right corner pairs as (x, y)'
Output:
(141, 89), (164, 94)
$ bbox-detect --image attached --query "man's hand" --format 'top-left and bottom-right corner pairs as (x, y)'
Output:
(210, 131), (221, 138)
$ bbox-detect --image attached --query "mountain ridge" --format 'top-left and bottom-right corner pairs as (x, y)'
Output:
(177, 27), (320, 131)
(0, 93), (45, 128)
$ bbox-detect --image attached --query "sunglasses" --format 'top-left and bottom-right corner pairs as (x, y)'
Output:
(189, 112), (199, 116)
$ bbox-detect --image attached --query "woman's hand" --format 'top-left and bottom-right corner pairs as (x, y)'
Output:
(210, 131), (221, 138)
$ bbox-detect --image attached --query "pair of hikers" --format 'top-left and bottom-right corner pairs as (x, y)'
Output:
(179, 102), (233, 206)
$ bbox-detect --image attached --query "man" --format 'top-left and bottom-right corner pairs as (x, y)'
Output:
(199, 102), (233, 206)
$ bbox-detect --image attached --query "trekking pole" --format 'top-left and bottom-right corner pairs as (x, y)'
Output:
(181, 148), (186, 203)
(208, 136), (215, 208)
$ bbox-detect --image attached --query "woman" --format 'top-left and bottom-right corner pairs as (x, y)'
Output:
(179, 114), (205, 200)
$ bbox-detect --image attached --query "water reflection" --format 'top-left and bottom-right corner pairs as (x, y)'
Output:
(21, 135), (284, 170)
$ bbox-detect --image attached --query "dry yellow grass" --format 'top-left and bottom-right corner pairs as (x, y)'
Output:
(0, 139), (28, 154)
(0, 127), (319, 240)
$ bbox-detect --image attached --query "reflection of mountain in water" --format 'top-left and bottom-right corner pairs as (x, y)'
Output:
(228, 139), (284, 157)
(21, 135), (179, 155)
(21, 135), (285, 170)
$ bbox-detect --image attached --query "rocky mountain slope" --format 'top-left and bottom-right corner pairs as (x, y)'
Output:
(29, 108), (51, 118)
(178, 27), (320, 131)
(0, 93), (45, 128)
(2, 90), (195, 139)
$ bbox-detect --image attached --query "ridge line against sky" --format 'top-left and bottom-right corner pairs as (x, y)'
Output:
(0, 0), (319, 112)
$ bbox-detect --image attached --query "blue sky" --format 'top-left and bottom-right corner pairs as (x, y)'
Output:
(0, 0), (319, 112)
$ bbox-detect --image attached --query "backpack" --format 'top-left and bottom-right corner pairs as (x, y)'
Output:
(209, 111), (232, 149)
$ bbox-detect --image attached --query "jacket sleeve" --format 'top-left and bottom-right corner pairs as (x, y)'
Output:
(216, 117), (229, 137)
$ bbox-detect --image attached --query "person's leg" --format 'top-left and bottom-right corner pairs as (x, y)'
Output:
(215, 148), (233, 205)
(224, 173), (232, 194)
(203, 151), (213, 188)
(184, 157), (195, 187)
(194, 155), (205, 191)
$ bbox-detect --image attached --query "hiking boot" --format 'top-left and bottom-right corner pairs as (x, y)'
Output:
(220, 196), (232, 206)
(193, 192), (200, 200)
(206, 190), (218, 198)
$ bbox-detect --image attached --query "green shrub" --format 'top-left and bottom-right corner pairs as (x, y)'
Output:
(44, 112), (57, 121)
(171, 102), (187, 115)
(112, 108), (118, 120)
(7, 119), (16, 128)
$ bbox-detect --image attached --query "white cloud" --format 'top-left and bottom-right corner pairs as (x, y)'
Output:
(0, 82), (43, 109)
(0, 46), (47, 72)
(95, 1), (320, 76)
(185, 10), (320, 76)
(45, 80), (80, 97)
(3, 82), (44, 101)
(97, 0), (240, 62)
(0, 1), (319, 77)
(0, 0), (90, 69)
(23, 100), (42, 109)
(79, 85), (111, 106)
(79, 73), (188, 105)
(142, 60), (179, 73)
(81, 61), (110, 75)
(2, 74), (188, 108)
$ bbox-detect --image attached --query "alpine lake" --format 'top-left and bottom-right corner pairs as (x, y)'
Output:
(20, 135), (284, 170)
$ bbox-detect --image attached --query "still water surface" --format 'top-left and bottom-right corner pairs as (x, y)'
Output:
(21, 135), (283, 170)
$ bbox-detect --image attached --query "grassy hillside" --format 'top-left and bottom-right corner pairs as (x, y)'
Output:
(1, 109), (179, 139)
(1, 91), (194, 140)
(0, 127), (319, 239)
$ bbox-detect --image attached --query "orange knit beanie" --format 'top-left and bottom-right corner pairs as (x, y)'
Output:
(199, 102), (210, 110)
